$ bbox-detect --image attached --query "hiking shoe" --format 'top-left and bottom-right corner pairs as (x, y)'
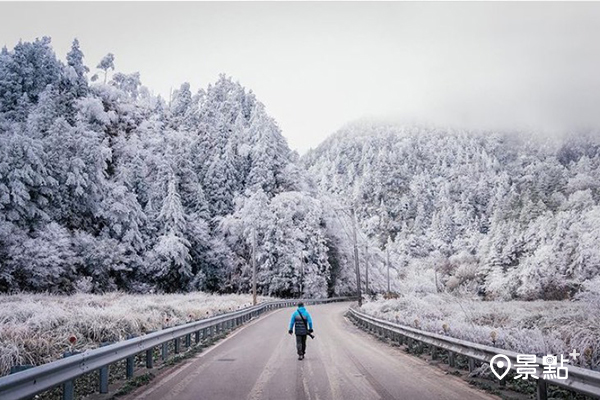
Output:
(298, 355), (302, 360)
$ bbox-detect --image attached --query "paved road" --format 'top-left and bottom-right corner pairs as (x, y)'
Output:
(125, 302), (497, 400)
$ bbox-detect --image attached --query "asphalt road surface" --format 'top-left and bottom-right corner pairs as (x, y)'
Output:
(125, 302), (497, 400)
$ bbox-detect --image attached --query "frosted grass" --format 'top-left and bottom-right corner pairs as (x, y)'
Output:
(0, 292), (271, 376)
(360, 292), (600, 371)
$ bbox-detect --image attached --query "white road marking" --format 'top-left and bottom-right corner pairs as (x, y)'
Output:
(127, 309), (284, 400)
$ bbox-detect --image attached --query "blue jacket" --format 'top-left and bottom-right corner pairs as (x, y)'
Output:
(289, 306), (313, 335)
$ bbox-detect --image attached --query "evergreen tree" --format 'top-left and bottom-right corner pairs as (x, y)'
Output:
(96, 53), (115, 84)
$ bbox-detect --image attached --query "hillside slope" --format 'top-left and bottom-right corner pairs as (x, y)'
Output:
(303, 121), (600, 300)
(0, 38), (337, 297)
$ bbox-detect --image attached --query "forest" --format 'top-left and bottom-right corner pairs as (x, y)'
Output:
(0, 37), (340, 297)
(1, 37), (599, 301)
(304, 122), (600, 300)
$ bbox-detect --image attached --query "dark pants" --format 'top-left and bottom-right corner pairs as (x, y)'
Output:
(296, 334), (307, 355)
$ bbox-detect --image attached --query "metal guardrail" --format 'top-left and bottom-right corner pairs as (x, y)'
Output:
(348, 307), (600, 400)
(0, 297), (353, 400)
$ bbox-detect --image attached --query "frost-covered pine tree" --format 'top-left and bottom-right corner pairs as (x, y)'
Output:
(96, 53), (115, 84)
(151, 171), (192, 292)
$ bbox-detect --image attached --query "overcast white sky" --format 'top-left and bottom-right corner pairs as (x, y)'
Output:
(2, 2), (600, 153)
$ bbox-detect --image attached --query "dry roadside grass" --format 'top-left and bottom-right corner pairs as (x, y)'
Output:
(360, 292), (600, 371)
(0, 292), (272, 376)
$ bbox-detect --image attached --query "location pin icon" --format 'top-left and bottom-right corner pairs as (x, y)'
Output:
(490, 354), (511, 380)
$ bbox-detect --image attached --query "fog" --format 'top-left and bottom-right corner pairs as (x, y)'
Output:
(2, 2), (599, 152)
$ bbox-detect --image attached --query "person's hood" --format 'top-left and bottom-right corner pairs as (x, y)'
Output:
(298, 306), (306, 311)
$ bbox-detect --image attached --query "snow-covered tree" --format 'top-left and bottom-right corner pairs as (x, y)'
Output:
(96, 53), (115, 84)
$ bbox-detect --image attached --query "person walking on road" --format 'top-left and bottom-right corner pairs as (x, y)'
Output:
(288, 302), (313, 360)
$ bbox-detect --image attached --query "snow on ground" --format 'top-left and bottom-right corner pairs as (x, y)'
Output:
(0, 292), (273, 376)
(360, 292), (600, 371)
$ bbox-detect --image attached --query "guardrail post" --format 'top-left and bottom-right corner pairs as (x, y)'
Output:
(174, 337), (181, 354)
(185, 334), (191, 347)
(162, 342), (168, 360)
(63, 379), (74, 400)
(536, 379), (548, 400)
(126, 355), (134, 379)
(431, 346), (438, 360)
(126, 335), (136, 379)
(99, 364), (109, 393)
(448, 351), (456, 367)
(98, 342), (111, 393)
(62, 352), (77, 400)
(468, 358), (475, 373)
(195, 330), (201, 344)
(146, 348), (154, 369)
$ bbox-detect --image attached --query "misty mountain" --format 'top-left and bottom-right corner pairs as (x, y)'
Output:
(302, 121), (600, 300)
(2, 37), (599, 302)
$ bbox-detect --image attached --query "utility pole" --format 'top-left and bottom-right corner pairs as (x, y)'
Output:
(386, 246), (391, 294)
(351, 207), (362, 306)
(300, 257), (305, 298)
(365, 244), (369, 297)
(252, 228), (257, 306)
